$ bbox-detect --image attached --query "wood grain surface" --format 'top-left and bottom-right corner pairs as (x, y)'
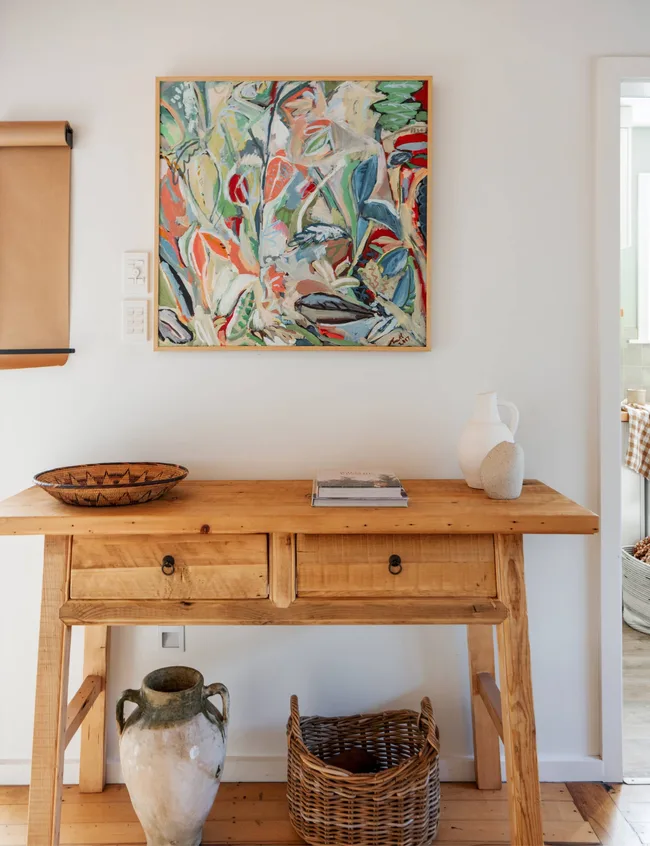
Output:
(495, 534), (544, 846)
(70, 535), (268, 600)
(0, 480), (599, 536)
(59, 597), (508, 626)
(467, 626), (502, 790)
(26, 537), (72, 846)
(297, 533), (496, 597)
(0, 782), (608, 845)
(78, 627), (110, 794)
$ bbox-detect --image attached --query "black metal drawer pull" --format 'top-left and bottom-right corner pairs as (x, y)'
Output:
(161, 555), (175, 576)
(388, 554), (402, 575)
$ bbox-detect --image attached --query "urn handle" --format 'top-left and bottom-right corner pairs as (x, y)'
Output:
(204, 682), (230, 726)
(116, 688), (142, 736)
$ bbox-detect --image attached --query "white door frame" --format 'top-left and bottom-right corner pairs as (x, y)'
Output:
(596, 57), (650, 782)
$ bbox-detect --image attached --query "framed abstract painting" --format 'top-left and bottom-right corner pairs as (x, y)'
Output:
(155, 77), (431, 350)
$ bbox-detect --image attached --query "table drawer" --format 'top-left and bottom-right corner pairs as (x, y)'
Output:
(70, 535), (268, 600)
(296, 534), (496, 598)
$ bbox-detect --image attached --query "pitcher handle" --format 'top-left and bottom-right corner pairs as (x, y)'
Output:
(204, 682), (230, 727)
(116, 689), (141, 736)
(498, 400), (519, 436)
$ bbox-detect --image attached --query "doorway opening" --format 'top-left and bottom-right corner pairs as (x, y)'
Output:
(620, 81), (650, 783)
(595, 57), (650, 786)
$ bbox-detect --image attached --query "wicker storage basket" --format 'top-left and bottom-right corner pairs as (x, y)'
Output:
(287, 695), (440, 846)
(623, 545), (650, 634)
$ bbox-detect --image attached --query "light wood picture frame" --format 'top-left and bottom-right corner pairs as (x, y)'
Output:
(155, 77), (431, 351)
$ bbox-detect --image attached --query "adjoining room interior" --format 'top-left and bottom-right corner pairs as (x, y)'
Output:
(620, 81), (650, 784)
(4, 3), (650, 846)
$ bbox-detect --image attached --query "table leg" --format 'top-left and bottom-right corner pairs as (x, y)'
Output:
(495, 533), (544, 846)
(27, 536), (72, 846)
(467, 624), (501, 789)
(79, 626), (110, 793)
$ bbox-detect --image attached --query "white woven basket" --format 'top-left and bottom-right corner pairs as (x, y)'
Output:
(622, 545), (650, 634)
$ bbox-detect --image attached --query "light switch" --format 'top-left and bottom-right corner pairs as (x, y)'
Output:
(122, 300), (148, 342)
(159, 626), (185, 651)
(123, 252), (149, 296)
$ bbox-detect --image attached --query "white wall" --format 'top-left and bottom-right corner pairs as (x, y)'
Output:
(0, 0), (646, 784)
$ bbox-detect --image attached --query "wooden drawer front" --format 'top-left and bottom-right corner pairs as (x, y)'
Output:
(70, 535), (268, 600)
(296, 534), (496, 598)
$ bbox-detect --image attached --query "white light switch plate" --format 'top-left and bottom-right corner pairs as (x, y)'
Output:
(122, 300), (148, 342)
(123, 251), (149, 296)
(158, 626), (185, 651)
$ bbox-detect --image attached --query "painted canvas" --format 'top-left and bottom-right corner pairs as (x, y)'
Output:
(156, 78), (430, 349)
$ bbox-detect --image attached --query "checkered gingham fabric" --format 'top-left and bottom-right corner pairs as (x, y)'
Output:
(625, 403), (650, 479)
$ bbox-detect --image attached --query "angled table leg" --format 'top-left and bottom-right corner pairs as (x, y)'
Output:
(27, 536), (72, 846)
(467, 624), (502, 789)
(495, 533), (544, 846)
(79, 626), (110, 793)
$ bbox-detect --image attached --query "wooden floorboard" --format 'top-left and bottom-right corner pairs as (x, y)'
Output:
(0, 782), (607, 845)
(623, 623), (650, 780)
(567, 783), (642, 845)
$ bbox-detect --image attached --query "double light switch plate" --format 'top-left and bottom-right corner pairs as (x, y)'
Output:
(122, 252), (150, 342)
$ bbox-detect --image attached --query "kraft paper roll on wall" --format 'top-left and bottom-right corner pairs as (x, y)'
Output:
(0, 120), (72, 148)
(0, 121), (72, 369)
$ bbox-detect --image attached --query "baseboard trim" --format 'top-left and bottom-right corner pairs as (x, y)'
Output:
(0, 754), (605, 785)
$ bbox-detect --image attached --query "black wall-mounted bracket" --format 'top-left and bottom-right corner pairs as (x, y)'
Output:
(0, 348), (75, 355)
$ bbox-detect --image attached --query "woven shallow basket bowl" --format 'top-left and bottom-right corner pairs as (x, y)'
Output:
(287, 695), (440, 846)
(34, 462), (188, 507)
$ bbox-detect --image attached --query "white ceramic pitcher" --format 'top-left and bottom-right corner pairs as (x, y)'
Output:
(458, 392), (520, 489)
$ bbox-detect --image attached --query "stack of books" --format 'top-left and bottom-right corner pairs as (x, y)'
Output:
(312, 471), (408, 507)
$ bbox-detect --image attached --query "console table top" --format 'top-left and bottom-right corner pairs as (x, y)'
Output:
(0, 479), (598, 536)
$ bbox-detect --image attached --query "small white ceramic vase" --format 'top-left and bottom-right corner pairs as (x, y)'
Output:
(117, 666), (229, 846)
(480, 441), (525, 499)
(458, 392), (520, 489)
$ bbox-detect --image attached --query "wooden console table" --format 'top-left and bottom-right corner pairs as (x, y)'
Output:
(0, 479), (598, 846)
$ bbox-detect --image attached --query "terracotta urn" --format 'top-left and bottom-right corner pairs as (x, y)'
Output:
(117, 666), (229, 846)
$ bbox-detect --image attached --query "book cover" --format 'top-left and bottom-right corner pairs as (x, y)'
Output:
(311, 481), (408, 507)
(315, 470), (404, 499)
(312, 498), (409, 507)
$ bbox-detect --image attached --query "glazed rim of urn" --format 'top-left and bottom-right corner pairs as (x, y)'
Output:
(139, 666), (208, 719)
(143, 666), (204, 694)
